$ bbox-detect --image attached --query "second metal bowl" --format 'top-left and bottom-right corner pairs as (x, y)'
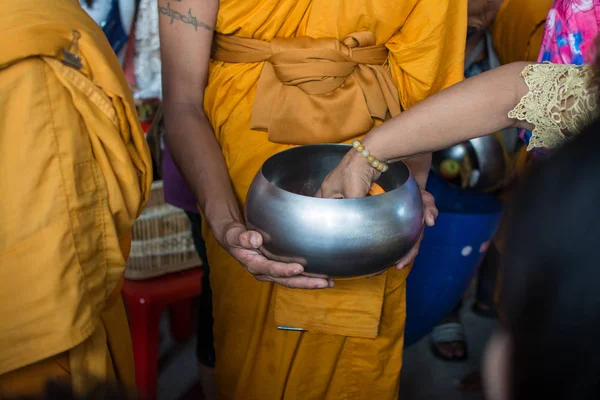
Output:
(432, 135), (508, 192)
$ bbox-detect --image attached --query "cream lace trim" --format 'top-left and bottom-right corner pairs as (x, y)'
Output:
(508, 63), (599, 151)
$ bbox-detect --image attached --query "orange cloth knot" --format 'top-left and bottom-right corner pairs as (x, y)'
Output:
(212, 32), (401, 144)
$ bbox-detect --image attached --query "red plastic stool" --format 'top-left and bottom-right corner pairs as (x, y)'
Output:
(122, 268), (203, 400)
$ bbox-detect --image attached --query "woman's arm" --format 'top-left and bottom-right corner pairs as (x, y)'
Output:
(159, 0), (331, 289)
(362, 62), (533, 163)
(317, 62), (534, 200)
(319, 62), (598, 200)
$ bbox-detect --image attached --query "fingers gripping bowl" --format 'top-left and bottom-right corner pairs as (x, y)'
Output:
(244, 144), (424, 277)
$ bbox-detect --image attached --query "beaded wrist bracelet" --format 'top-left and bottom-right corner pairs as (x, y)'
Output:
(352, 140), (388, 172)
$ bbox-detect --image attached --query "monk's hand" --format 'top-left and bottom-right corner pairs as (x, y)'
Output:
(395, 188), (438, 270)
(219, 221), (334, 289)
(315, 149), (379, 199)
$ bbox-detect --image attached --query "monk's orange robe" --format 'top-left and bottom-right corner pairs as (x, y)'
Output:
(492, 0), (555, 63)
(0, 0), (152, 396)
(199, 1), (467, 398)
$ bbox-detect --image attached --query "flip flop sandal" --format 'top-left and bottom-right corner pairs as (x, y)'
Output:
(429, 321), (468, 362)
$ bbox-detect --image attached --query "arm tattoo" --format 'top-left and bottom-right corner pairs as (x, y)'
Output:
(158, 1), (214, 32)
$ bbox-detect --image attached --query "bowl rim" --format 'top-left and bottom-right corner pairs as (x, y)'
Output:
(256, 143), (417, 203)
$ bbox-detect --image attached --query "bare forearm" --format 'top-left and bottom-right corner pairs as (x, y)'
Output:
(158, 0), (227, 235)
(363, 62), (534, 162)
(403, 153), (432, 189)
(163, 103), (242, 240)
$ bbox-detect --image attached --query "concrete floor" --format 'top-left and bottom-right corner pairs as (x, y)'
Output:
(156, 316), (200, 400)
(399, 302), (498, 400)
(157, 299), (498, 400)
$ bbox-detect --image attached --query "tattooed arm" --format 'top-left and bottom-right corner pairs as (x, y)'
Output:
(159, 0), (227, 237)
(158, 0), (214, 32)
(159, 0), (329, 288)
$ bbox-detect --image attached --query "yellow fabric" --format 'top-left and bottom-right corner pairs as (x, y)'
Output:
(0, 298), (134, 397)
(492, 0), (554, 64)
(275, 271), (389, 338)
(0, 0), (151, 394)
(0, 354), (71, 398)
(200, 0), (466, 398)
(212, 32), (401, 144)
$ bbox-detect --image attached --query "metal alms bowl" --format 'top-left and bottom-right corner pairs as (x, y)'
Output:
(244, 144), (424, 277)
(432, 135), (508, 192)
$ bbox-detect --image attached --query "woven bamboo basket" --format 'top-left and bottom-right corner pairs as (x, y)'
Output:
(125, 180), (202, 280)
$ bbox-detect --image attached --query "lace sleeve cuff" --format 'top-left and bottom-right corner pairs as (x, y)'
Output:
(508, 63), (598, 151)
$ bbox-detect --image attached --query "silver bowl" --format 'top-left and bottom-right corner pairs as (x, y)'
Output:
(244, 144), (424, 277)
(431, 135), (508, 192)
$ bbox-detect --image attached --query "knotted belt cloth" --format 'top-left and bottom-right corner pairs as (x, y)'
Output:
(212, 31), (401, 144)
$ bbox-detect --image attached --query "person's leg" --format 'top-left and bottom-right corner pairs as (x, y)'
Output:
(460, 225), (504, 392)
(430, 239), (501, 362)
(184, 211), (216, 399)
(430, 300), (468, 361)
(473, 243), (500, 317)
